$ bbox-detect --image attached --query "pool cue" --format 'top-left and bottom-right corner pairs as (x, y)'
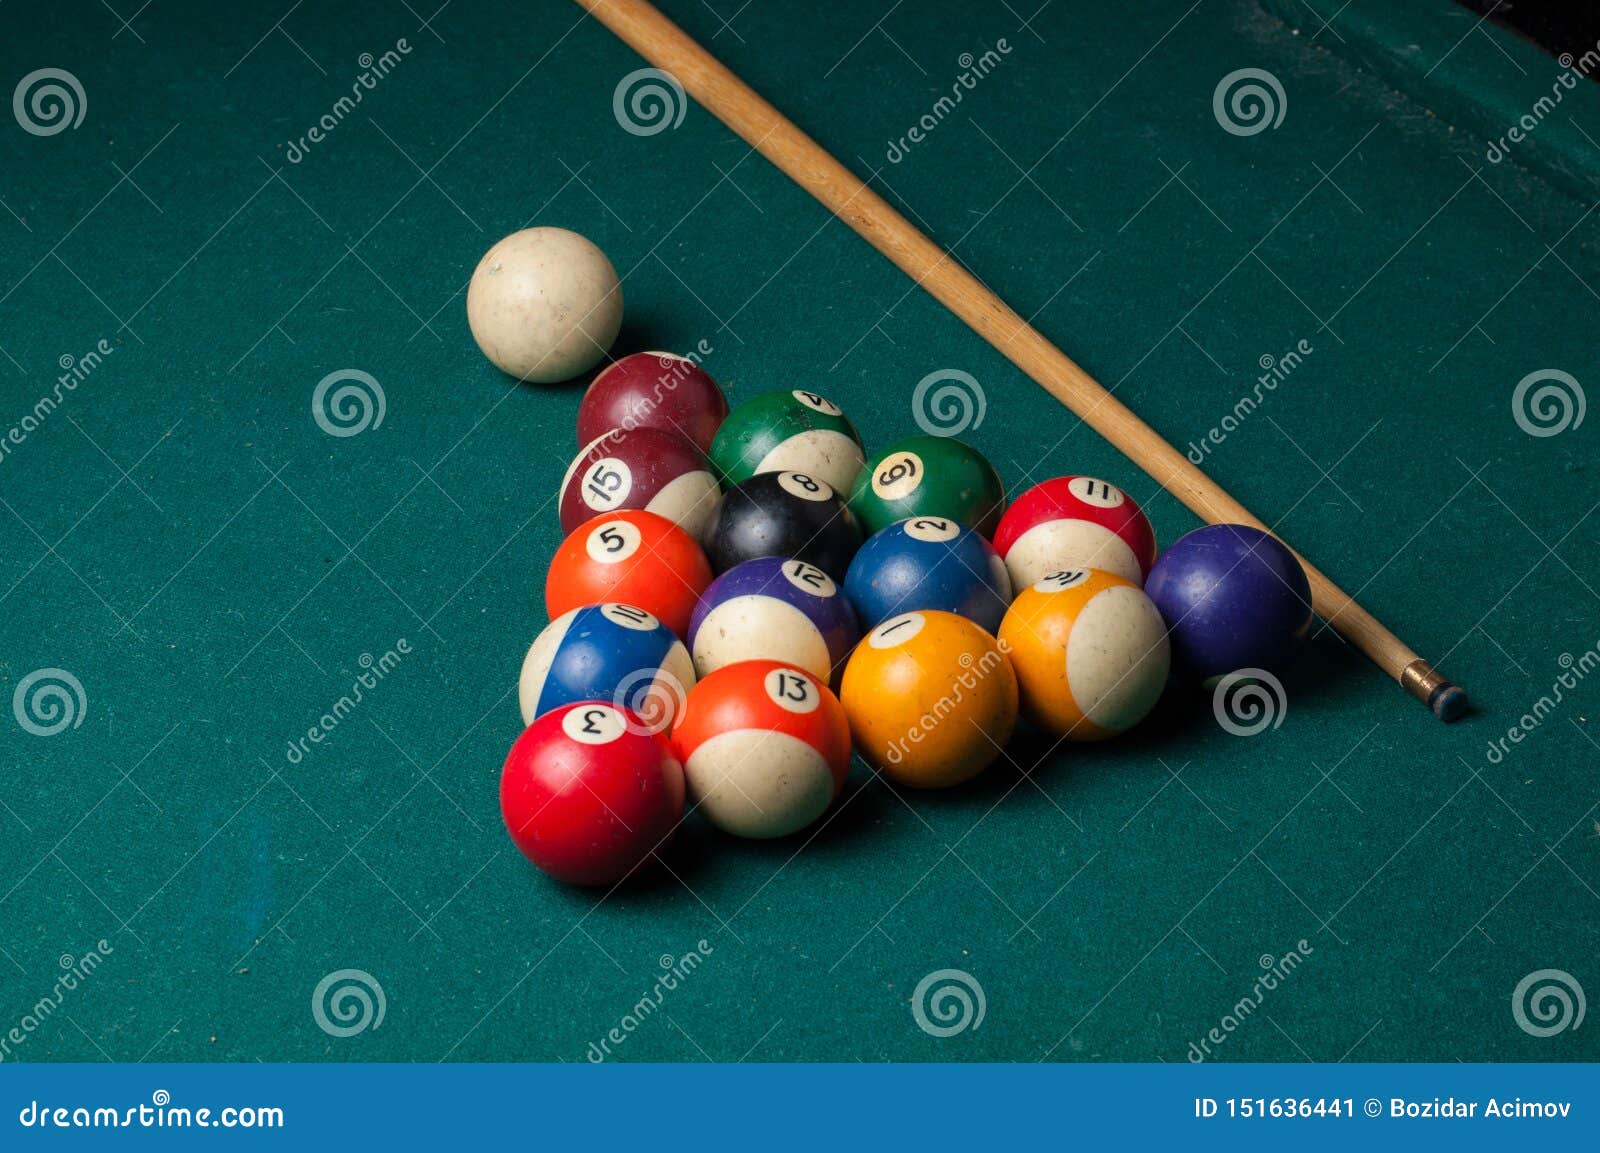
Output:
(576, 0), (1466, 722)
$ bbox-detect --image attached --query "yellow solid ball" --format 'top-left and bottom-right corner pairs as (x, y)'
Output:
(840, 610), (1018, 788)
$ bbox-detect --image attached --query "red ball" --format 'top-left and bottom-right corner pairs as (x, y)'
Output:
(578, 352), (729, 454)
(500, 701), (685, 885)
(558, 427), (720, 538)
(546, 509), (713, 638)
(992, 475), (1157, 589)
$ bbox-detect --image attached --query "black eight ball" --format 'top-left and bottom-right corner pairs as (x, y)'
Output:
(705, 470), (862, 580)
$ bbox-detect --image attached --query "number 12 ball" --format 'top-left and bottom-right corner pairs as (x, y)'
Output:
(709, 390), (865, 494)
(688, 557), (859, 682)
(847, 435), (1005, 538)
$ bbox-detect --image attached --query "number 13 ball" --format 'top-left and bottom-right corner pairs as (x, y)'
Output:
(993, 475), (1156, 589)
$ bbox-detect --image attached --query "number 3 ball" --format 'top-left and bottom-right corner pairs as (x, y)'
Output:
(1144, 523), (1313, 681)
(546, 510), (712, 639)
(709, 390), (866, 494)
(847, 434), (1006, 538)
(998, 570), (1170, 740)
(993, 476), (1157, 589)
(500, 702), (685, 886)
(843, 516), (1012, 634)
(688, 557), (860, 682)
(840, 610), (1018, 789)
(670, 661), (851, 838)
(519, 602), (695, 730)
(558, 427), (720, 539)
(577, 351), (729, 453)
(704, 470), (862, 580)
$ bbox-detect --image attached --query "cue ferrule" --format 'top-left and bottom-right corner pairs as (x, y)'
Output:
(1401, 659), (1468, 722)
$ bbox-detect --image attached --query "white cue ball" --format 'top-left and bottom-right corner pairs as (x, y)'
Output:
(466, 227), (623, 383)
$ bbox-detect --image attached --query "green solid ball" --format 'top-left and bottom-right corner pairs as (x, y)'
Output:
(848, 434), (1006, 538)
(708, 389), (865, 494)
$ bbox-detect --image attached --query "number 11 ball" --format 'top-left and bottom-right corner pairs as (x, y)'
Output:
(993, 475), (1156, 589)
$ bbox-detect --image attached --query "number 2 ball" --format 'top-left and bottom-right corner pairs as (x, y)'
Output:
(687, 557), (859, 682)
(1144, 523), (1313, 681)
(546, 510), (712, 639)
(847, 434), (1006, 538)
(558, 426), (720, 539)
(709, 389), (865, 494)
(670, 661), (851, 839)
(843, 516), (1012, 634)
(704, 470), (862, 579)
(993, 475), (1157, 589)
(500, 702), (685, 886)
(577, 351), (728, 453)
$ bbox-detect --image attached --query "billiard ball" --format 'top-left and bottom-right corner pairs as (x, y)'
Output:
(998, 569), (1170, 739)
(466, 227), (622, 382)
(840, 610), (1018, 788)
(709, 389), (865, 494)
(519, 602), (696, 732)
(546, 510), (712, 639)
(670, 660), (850, 838)
(500, 701), (685, 885)
(1144, 523), (1312, 681)
(843, 516), (1012, 634)
(577, 351), (728, 453)
(558, 426), (720, 539)
(992, 475), (1156, 588)
(703, 470), (862, 579)
(688, 556), (859, 682)
(847, 434), (1006, 538)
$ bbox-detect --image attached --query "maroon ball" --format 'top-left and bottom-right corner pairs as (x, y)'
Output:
(559, 426), (721, 538)
(578, 351), (729, 453)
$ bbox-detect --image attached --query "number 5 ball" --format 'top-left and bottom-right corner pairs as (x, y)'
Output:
(998, 569), (1170, 740)
(840, 610), (1018, 789)
(546, 510), (712, 639)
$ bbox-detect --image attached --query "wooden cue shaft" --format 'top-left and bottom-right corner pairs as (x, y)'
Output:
(577, 0), (1466, 721)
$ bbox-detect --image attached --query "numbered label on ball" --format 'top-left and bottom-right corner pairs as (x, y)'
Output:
(600, 603), (660, 631)
(782, 560), (837, 598)
(871, 451), (924, 501)
(904, 516), (958, 543)
(1069, 476), (1125, 508)
(765, 667), (820, 714)
(586, 520), (643, 564)
(777, 471), (833, 502)
(869, 611), (926, 649)
(562, 704), (627, 745)
(580, 458), (632, 511)
(791, 390), (843, 416)
(1034, 569), (1091, 593)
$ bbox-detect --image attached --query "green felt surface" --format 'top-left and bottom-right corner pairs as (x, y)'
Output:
(1, 0), (1597, 1063)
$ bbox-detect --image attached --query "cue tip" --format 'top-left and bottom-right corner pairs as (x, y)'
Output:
(1402, 659), (1468, 723)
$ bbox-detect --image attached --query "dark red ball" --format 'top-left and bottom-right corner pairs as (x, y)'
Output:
(578, 351), (729, 453)
(558, 426), (720, 538)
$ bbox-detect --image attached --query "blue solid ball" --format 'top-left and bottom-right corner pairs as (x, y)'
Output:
(844, 516), (1013, 634)
(688, 555), (860, 681)
(518, 602), (695, 726)
(1144, 523), (1312, 681)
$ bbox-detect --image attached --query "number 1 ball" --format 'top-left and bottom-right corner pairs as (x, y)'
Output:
(704, 470), (862, 580)
(847, 434), (1006, 538)
(466, 227), (622, 383)
(546, 510), (713, 639)
(709, 390), (865, 494)
(578, 351), (728, 453)
(671, 661), (851, 838)
(993, 475), (1157, 589)
(500, 702), (685, 886)
(558, 427), (720, 539)
(1144, 523), (1313, 681)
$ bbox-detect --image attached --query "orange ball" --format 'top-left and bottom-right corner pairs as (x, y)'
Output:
(546, 510), (712, 638)
(840, 610), (1017, 788)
